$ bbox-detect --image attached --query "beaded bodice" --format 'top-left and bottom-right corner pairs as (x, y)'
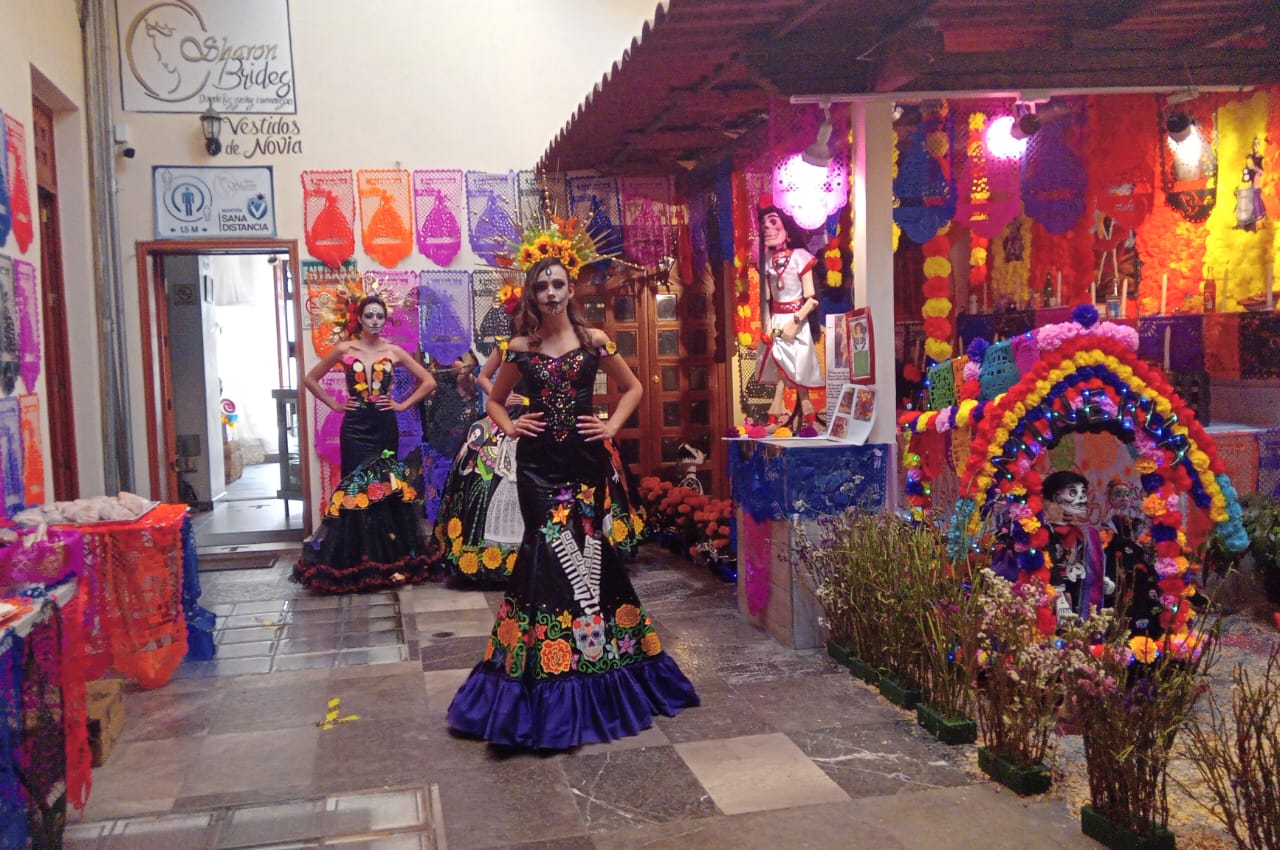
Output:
(343, 356), (393, 405)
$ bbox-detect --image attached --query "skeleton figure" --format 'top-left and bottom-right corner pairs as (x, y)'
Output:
(572, 613), (607, 662)
(1043, 470), (1107, 622)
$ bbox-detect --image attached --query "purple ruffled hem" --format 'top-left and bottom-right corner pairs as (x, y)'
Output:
(446, 654), (699, 750)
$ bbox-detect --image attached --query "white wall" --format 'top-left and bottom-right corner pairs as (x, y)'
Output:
(0, 0), (102, 499)
(101, 0), (662, 510)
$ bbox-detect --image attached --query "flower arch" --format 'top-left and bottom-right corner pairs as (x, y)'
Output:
(903, 306), (1249, 643)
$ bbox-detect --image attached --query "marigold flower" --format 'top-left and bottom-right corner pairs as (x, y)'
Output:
(539, 638), (573, 674)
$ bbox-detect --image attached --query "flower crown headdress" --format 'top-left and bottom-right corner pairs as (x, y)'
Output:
(488, 190), (630, 282)
(310, 270), (413, 347)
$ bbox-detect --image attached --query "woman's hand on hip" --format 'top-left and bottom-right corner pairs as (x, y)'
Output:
(507, 411), (544, 438)
(577, 414), (615, 443)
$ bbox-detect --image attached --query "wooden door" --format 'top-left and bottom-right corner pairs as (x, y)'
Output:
(33, 98), (78, 500)
(578, 270), (726, 496)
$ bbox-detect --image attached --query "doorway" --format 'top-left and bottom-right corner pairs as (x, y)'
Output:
(136, 239), (309, 550)
(580, 264), (728, 496)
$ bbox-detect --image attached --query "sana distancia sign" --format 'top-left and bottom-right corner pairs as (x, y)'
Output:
(153, 165), (276, 238)
(116, 0), (297, 114)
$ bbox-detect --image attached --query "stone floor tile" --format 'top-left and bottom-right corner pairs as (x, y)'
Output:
(417, 635), (489, 671)
(217, 799), (324, 847)
(788, 724), (972, 799)
(100, 812), (216, 850)
(674, 732), (850, 815)
(435, 760), (584, 850)
(119, 686), (224, 743)
(558, 745), (717, 832)
(405, 588), (492, 613)
(411, 608), (497, 640)
(324, 789), (426, 834)
(731, 672), (890, 733)
(182, 727), (320, 797)
(321, 835), (430, 850)
(421, 667), (471, 714)
(207, 674), (332, 734)
(271, 651), (340, 672)
(79, 736), (202, 819)
(338, 645), (407, 666)
(322, 670), (427, 721)
(653, 681), (774, 744)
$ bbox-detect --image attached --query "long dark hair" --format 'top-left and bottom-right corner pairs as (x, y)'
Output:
(517, 258), (592, 350)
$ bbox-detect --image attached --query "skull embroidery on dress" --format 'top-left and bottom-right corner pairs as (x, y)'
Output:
(572, 613), (607, 662)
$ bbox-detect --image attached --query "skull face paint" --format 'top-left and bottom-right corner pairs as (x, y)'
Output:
(533, 264), (571, 317)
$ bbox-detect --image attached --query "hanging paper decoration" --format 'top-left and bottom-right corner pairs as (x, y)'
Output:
(1021, 98), (1088, 235)
(566, 175), (624, 270)
(621, 176), (673, 267)
(3, 116), (31, 254)
(0, 255), (16, 395)
(301, 170), (355, 269)
(0, 396), (21, 515)
(411, 169), (463, 266)
(313, 371), (345, 470)
(11, 259), (38, 393)
(953, 99), (1020, 239)
(391, 365), (424, 463)
(418, 270), (471, 366)
(769, 99), (850, 232)
(0, 110), (10, 247)
(893, 102), (955, 245)
(921, 231), (953, 363)
(470, 270), (512, 358)
(302, 259), (358, 359)
(516, 170), (546, 228)
(357, 169), (413, 268)
(689, 189), (710, 280)
(465, 171), (519, 265)
(18, 394), (42, 507)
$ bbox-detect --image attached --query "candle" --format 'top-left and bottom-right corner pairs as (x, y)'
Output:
(1163, 326), (1171, 372)
(1056, 270), (1062, 307)
(1090, 279), (1097, 305)
(1160, 273), (1168, 315)
(1120, 278), (1128, 318)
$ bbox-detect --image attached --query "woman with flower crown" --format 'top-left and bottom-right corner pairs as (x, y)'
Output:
(447, 247), (698, 749)
(293, 294), (438, 593)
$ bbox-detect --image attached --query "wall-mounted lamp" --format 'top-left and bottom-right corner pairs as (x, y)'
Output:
(800, 100), (833, 168)
(200, 106), (224, 156)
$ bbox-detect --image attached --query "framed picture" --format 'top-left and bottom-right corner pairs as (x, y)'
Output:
(847, 308), (874, 383)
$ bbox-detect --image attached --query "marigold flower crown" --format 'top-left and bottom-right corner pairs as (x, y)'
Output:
(488, 193), (630, 282)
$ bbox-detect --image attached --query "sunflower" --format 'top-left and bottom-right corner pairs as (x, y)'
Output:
(533, 235), (554, 257)
(518, 244), (538, 267)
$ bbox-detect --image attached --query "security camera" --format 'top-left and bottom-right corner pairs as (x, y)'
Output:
(120, 146), (137, 159)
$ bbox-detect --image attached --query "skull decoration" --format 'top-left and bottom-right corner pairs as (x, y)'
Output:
(572, 613), (606, 662)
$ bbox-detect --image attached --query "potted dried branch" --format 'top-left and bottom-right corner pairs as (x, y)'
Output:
(916, 565), (983, 745)
(973, 572), (1066, 795)
(1182, 642), (1280, 850)
(1060, 608), (1218, 850)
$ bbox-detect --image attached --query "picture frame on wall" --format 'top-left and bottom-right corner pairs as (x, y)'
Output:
(847, 308), (874, 384)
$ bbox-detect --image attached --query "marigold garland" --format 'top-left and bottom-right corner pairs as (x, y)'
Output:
(921, 230), (953, 363)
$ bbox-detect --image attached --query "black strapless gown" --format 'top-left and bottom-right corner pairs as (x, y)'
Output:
(447, 345), (698, 748)
(293, 356), (431, 593)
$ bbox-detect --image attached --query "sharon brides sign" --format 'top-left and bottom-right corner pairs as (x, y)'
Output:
(116, 0), (297, 114)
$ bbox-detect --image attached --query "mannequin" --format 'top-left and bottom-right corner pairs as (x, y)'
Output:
(1042, 470), (1109, 621)
(754, 197), (823, 436)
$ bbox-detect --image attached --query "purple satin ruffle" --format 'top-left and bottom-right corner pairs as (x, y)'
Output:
(446, 654), (699, 750)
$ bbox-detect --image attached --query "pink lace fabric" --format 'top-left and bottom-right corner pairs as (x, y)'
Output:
(12, 259), (39, 394)
(413, 170), (463, 266)
(952, 98), (1021, 239)
(622, 176), (674, 266)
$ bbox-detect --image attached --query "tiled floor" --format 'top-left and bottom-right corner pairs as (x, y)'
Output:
(192, 463), (305, 549)
(67, 547), (1108, 850)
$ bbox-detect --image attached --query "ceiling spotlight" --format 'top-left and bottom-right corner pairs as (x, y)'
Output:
(801, 101), (833, 169)
(1165, 111), (1193, 143)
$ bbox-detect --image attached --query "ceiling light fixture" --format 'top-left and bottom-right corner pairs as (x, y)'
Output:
(800, 100), (833, 168)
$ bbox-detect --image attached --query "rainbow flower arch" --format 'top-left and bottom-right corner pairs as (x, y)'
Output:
(902, 305), (1248, 641)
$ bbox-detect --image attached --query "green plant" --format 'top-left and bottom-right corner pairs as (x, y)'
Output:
(919, 563), (984, 724)
(1241, 493), (1280, 566)
(1182, 643), (1280, 850)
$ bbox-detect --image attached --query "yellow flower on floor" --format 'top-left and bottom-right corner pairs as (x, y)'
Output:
(556, 610), (573, 630)
(447, 517), (463, 538)
(481, 547), (503, 569)
(641, 632), (662, 656)
(615, 604), (641, 629)
(459, 551), (480, 575)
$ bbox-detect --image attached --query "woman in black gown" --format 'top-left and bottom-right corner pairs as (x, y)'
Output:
(293, 295), (437, 593)
(447, 257), (698, 749)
